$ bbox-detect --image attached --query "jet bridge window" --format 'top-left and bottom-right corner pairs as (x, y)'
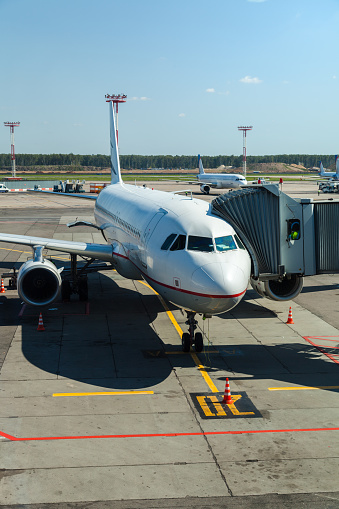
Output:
(161, 233), (177, 250)
(188, 236), (214, 252)
(170, 235), (186, 251)
(215, 235), (237, 252)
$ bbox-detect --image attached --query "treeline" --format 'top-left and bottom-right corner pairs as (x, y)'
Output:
(0, 153), (335, 169)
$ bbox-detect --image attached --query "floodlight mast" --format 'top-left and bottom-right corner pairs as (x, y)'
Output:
(105, 94), (127, 147)
(4, 122), (20, 178)
(238, 125), (252, 179)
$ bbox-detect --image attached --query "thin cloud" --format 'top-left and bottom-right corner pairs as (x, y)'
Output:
(206, 88), (215, 93)
(129, 96), (150, 101)
(240, 76), (262, 84)
(178, 113), (186, 117)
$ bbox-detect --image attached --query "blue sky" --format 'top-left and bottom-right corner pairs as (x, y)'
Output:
(1, 0), (339, 156)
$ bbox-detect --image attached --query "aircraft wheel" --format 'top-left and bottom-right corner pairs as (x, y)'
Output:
(194, 332), (203, 352)
(182, 332), (191, 352)
(61, 280), (71, 301)
(78, 278), (88, 301)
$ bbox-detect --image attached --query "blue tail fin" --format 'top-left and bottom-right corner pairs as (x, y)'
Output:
(198, 154), (205, 175)
(109, 102), (122, 185)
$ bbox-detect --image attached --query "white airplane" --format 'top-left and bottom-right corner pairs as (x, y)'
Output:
(175, 155), (247, 194)
(318, 157), (339, 179)
(0, 100), (301, 352)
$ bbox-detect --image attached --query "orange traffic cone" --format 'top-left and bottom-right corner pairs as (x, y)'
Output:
(222, 377), (233, 404)
(286, 307), (294, 324)
(37, 313), (45, 331)
(0, 278), (5, 293)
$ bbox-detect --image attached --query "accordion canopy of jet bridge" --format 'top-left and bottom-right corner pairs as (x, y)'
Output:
(212, 185), (339, 279)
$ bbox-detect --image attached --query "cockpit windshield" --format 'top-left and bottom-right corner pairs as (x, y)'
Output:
(161, 233), (177, 250)
(215, 235), (237, 252)
(188, 236), (214, 252)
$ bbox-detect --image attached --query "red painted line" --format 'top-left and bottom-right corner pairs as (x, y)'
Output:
(1, 427), (339, 442)
(304, 336), (339, 365)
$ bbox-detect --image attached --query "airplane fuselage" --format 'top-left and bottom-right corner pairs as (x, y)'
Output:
(94, 183), (251, 315)
(197, 173), (247, 189)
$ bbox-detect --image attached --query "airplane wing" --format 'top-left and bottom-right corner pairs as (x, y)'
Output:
(29, 190), (97, 200)
(0, 233), (113, 261)
(159, 179), (213, 186)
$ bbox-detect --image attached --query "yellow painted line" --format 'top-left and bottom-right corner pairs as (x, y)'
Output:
(190, 352), (219, 393)
(268, 386), (339, 391)
(137, 280), (219, 393)
(0, 246), (69, 261)
(53, 391), (154, 397)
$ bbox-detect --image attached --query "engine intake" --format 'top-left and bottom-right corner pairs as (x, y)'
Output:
(17, 258), (62, 306)
(250, 274), (303, 301)
(200, 184), (210, 194)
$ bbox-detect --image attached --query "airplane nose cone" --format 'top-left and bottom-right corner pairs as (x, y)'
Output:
(191, 262), (247, 297)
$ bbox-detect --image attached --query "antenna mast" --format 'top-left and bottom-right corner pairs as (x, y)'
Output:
(238, 125), (253, 178)
(105, 94), (127, 147)
(4, 121), (20, 178)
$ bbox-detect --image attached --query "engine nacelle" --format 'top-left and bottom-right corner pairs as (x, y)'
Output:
(17, 258), (62, 306)
(200, 184), (210, 194)
(250, 274), (303, 301)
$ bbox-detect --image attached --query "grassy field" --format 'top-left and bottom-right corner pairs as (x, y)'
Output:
(1, 172), (318, 182)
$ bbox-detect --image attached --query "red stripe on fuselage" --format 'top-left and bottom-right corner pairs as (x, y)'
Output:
(113, 251), (247, 300)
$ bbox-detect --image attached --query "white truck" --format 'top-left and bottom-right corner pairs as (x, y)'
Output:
(0, 184), (9, 193)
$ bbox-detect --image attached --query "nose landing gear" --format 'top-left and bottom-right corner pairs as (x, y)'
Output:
(182, 312), (204, 353)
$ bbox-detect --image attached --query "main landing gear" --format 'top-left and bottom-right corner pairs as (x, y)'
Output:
(182, 311), (204, 353)
(61, 254), (90, 302)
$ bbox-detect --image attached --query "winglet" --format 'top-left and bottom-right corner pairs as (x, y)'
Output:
(198, 154), (205, 175)
(319, 161), (324, 176)
(109, 101), (122, 185)
(336, 155), (339, 177)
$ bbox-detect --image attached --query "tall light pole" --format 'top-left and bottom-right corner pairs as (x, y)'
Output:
(105, 94), (127, 147)
(238, 126), (252, 179)
(4, 121), (20, 178)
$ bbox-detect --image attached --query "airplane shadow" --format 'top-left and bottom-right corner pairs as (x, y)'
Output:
(1, 270), (338, 392)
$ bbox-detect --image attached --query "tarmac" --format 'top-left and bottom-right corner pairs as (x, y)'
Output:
(0, 181), (339, 508)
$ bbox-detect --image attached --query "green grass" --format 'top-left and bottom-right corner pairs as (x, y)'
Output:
(3, 172), (317, 183)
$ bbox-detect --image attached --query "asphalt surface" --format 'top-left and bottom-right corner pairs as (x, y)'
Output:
(0, 183), (338, 508)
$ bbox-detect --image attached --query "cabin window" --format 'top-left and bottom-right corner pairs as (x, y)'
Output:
(234, 234), (246, 250)
(188, 236), (214, 252)
(215, 235), (237, 252)
(170, 235), (186, 251)
(161, 233), (177, 250)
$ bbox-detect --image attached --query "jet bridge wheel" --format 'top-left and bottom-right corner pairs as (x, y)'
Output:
(182, 333), (191, 352)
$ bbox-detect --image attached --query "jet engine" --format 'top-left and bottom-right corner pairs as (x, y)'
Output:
(17, 257), (62, 306)
(250, 274), (303, 301)
(200, 184), (210, 194)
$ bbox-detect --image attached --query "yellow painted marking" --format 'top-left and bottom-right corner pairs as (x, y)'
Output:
(53, 391), (154, 397)
(190, 352), (219, 393)
(227, 395), (255, 416)
(0, 246), (69, 261)
(136, 280), (219, 393)
(208, 395), (227, 416)
(268, 386), (339, 391)
(196, 396), (214, 417)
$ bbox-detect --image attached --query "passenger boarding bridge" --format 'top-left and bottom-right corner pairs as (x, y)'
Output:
(212, 185), (339, 300)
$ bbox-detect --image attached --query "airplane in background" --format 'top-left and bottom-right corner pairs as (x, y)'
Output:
(0, 100), (302, 352)
(176, 155), (247, 194)
(318, 157), (339, 179)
